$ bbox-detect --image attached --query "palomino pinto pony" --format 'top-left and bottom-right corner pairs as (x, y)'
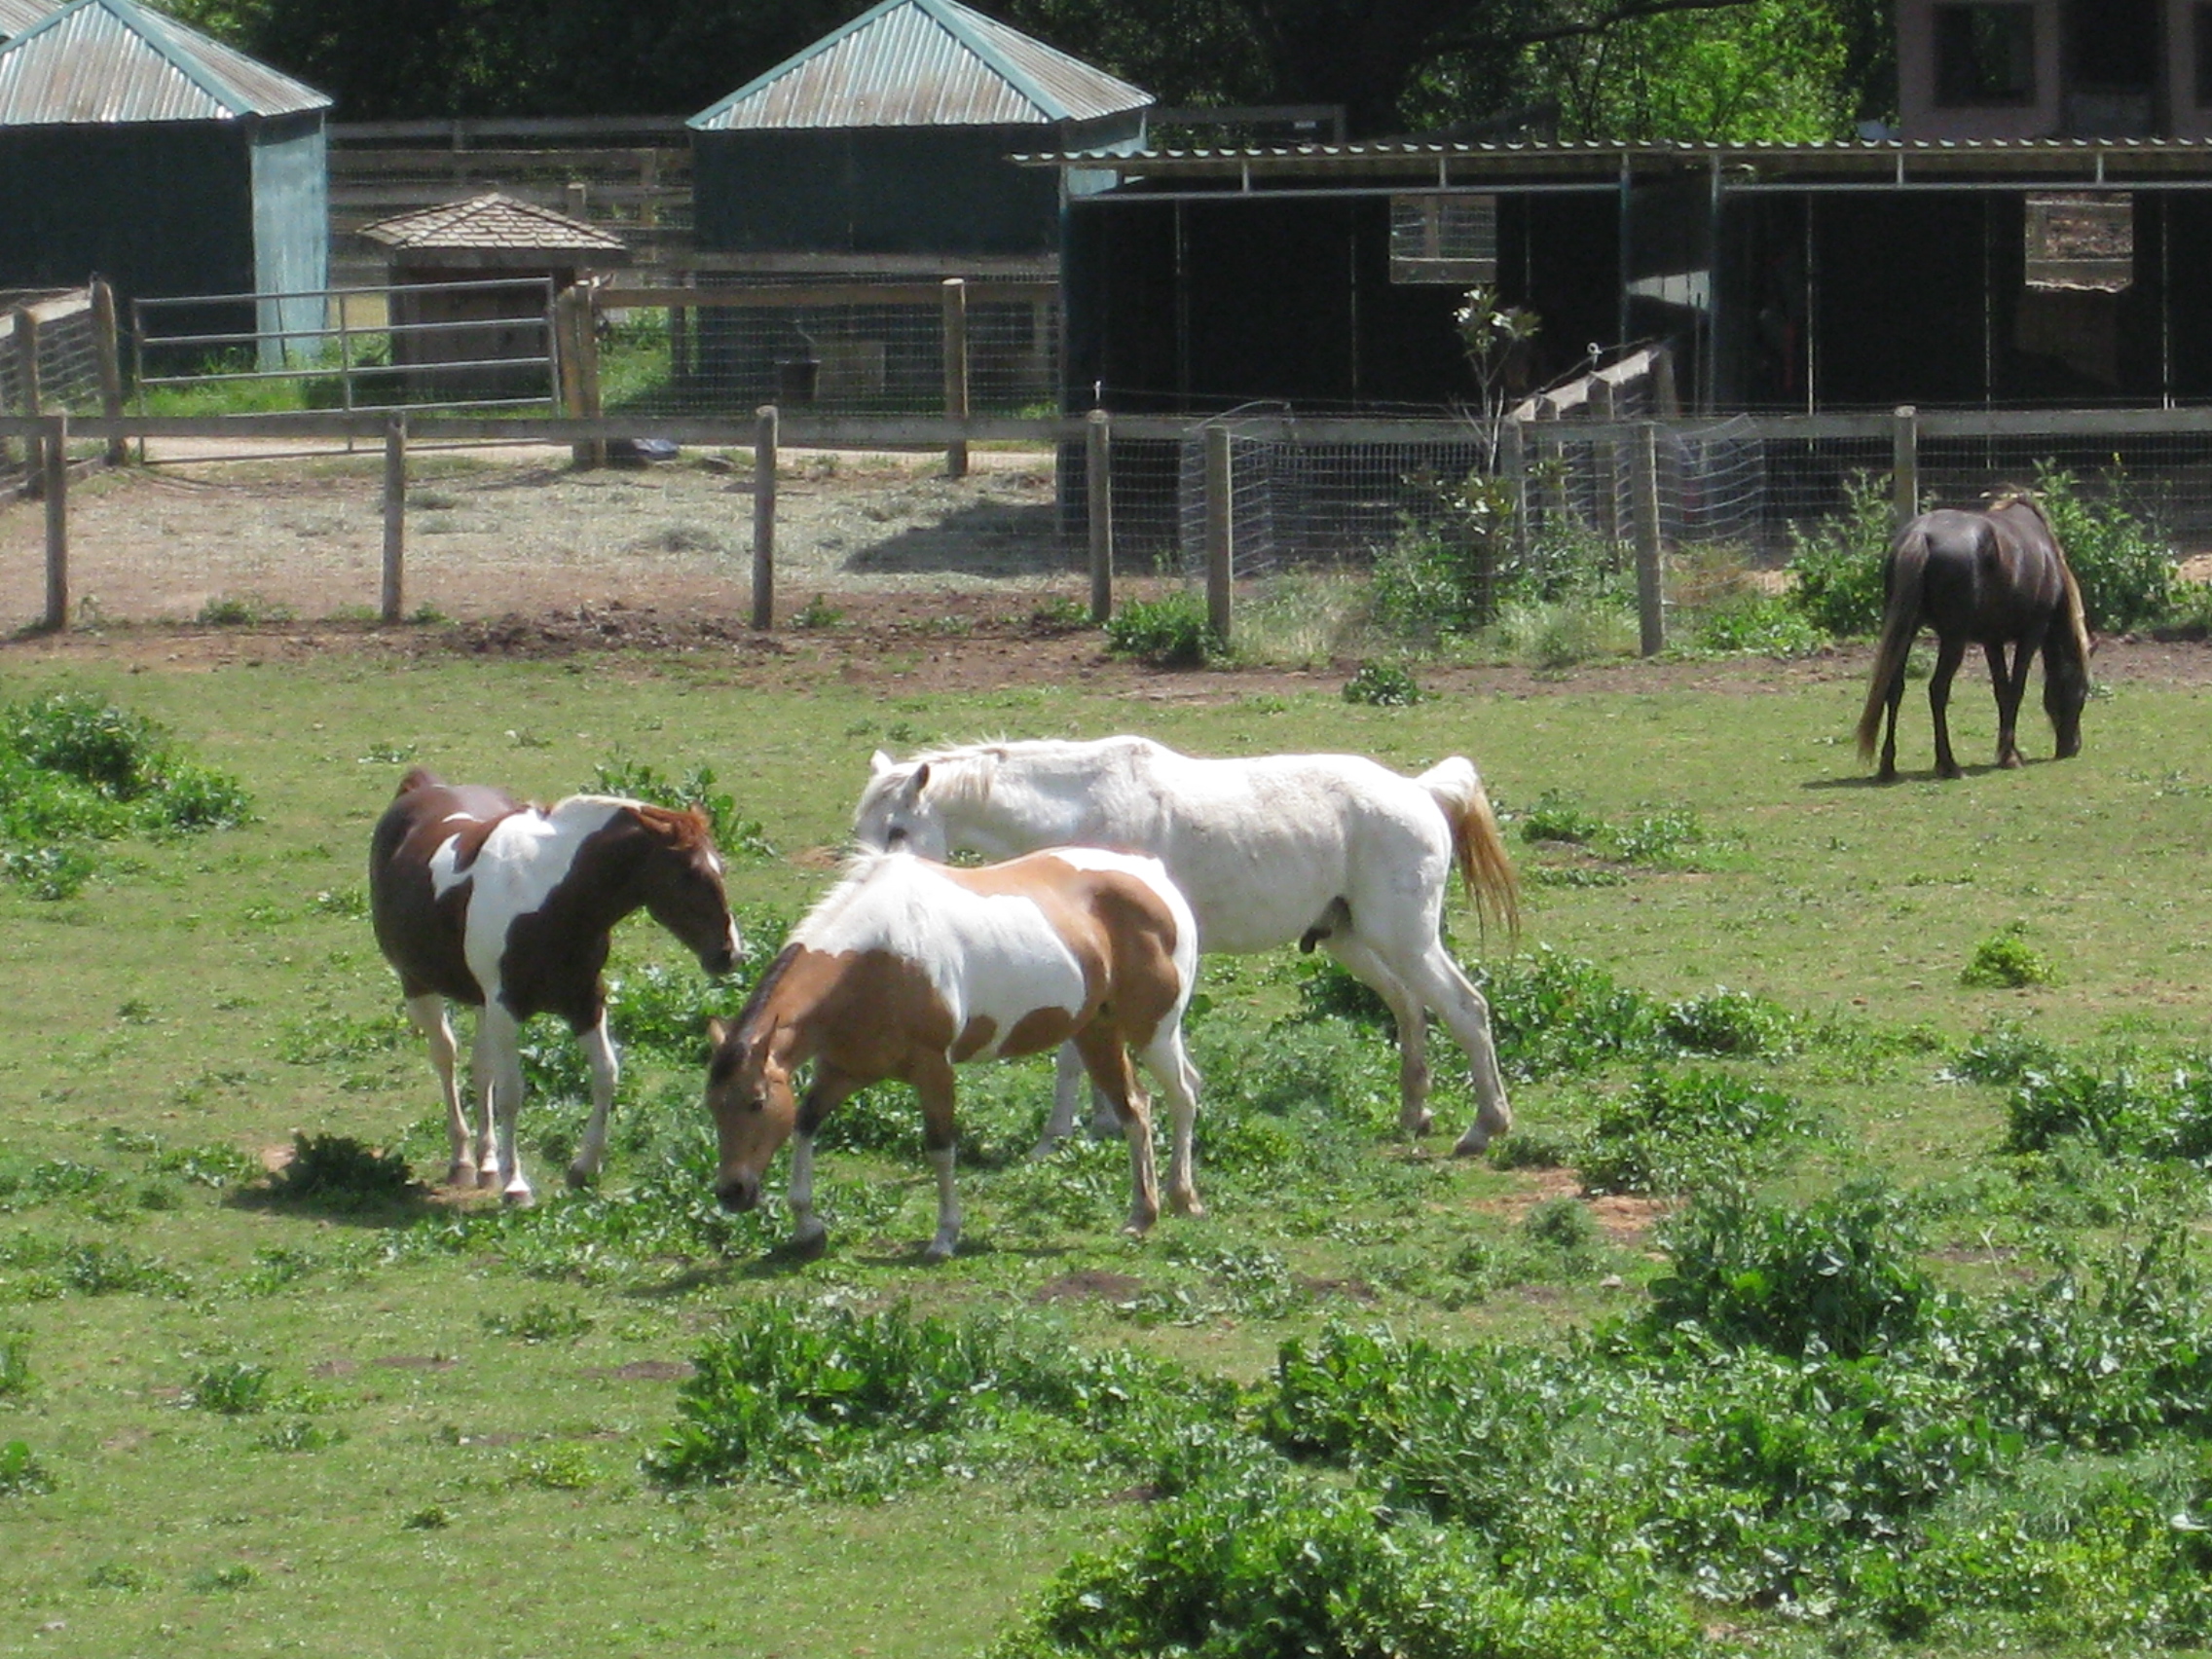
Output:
(852, 736), (1520, 1156)
(1857, 492), (2092, 781)
(704, 846), (1202, 1263)
(370, 769), (741, 1204)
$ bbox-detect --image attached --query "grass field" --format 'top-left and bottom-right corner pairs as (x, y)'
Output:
(7, 639), (2212, 1657)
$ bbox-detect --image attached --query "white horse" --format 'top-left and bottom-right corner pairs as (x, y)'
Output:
(852, 736), (1520, 1156)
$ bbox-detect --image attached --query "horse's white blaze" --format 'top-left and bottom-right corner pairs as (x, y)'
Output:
(428, 796), (626, 1011)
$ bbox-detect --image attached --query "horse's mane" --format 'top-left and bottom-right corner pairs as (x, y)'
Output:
(550, 793), (709, 846)
(796, 848), (903, 937)
(1982, 489), (2093, 664)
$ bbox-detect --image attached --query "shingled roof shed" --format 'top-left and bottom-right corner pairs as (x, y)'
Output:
(357, 193), (623, 399)
(0, 0), (329, 360)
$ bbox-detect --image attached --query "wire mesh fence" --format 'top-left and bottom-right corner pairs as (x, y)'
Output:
(16, 405), (2212, 635)
(0, 288), (108, 490)
(614, 278), (1059, 418)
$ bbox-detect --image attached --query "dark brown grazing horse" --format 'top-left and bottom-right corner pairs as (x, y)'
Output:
(369, 768), (741, 1204)
(1856, 493), (2092, 781)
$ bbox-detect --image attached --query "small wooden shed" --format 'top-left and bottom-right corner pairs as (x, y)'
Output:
(356, 192), (624, 399)
(0, 0), (330, 363)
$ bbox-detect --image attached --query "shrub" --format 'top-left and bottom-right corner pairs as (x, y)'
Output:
(2030, 462), (2173, 633)
(587, 756), (772, 861)
(1104, 594), (1223, 668)
(0, 1333), (28, 1399)
(1962, 922), (2055, 988)
(1785, 469), (1894, 637)
(1341, 660), (1422, 706)
(186, 1360), (277, 1415)
(1578, 1068), (1803, 1196)
(1688, 591), (1825, 656)
(0, 1439), (53, 1496)
(266, 1133), (415, 1207)
(1647, 1178), (1934, 1359)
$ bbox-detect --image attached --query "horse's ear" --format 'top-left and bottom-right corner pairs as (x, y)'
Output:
(905, 761), (932, 799)
(706, 1016), (729, 1049)
(868, 750), (894, 777)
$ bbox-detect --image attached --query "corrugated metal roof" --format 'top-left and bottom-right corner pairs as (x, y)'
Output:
(0, 0), (329, 126)
(689, 0), (1149, 131)
(358, 192), (627, 253)
(0, 0), (58, 40)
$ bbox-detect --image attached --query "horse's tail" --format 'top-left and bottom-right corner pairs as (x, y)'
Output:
(1855, 528), (1929, 762)
(1417, 757), (1521, 940)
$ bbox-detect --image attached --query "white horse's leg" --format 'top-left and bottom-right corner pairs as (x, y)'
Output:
(405, 994), (473, 1187)
(1321, 936), (1436, 1137)
(1399, 945), (1512, 1157)
(786, 1131), (829, 1257)
(567, 1014), (618, 1190)
(922, 1146), (961, 1263)
(472, 1005), (533, 1205)
(1035, 1044), (1088, 1157)
(1138, 1028), (1204, 1219)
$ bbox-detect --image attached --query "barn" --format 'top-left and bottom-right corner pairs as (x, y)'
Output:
(686, 0), (1150, 275)
(0, 0), (329, 365)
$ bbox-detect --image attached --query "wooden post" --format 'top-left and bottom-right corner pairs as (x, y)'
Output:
(1892, 404), (1919, 528)
(577, 285), (605, 468)
(381, 413), (407, 623)
(1501, 417), (1530, 569)
(42, 414), (66, 630)
(14, 307), (39, 494)
(1204, 424), (1233, 645)
(941, 277), (969, 480)
(1590, 373), (1619, 552)
(752, 404), (777, 631)
(1634, 422), (1665, 657)
(557, 287), (589, 466)
(91, 278), (126, 464)
(1086, 408), (1113, 622)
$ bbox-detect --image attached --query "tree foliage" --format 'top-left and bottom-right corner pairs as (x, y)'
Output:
(157, 0), (1895, 137)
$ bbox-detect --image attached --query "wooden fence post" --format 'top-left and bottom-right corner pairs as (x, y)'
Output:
(578, 285), (605, 468)
(1501, 416), (1530, 569)
(752, 404), (778, 631)
(1204, 424), (1233, 645)
(381, 413), (407, 623)
(1893, 404), (1919, 528)
(1634, 422), (1665, 657)
(941, 277), (969, 480)
(43, 414), (66, 630)
(91, 278), (126, 464)
(1087, 409), (1113, 623)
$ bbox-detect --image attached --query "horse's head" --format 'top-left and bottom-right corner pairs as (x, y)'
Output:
(703, 1008), (795, 1212)
(2045, 632), (2092, 759)
(633, 804), (742, 977)
(853, 751), (948, 858)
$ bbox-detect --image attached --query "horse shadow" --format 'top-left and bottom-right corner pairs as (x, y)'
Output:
(1803, 756), (2050, 791)
(838, 498), (1068, 578)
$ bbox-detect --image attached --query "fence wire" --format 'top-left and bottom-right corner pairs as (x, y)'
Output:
(0, 289), (106, 490)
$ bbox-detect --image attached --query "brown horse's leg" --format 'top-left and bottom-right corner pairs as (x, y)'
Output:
(2003, 627), (2046, 767)
(1879, 658), (1909, 782)
(1072, 1026), (1160, 1237)
(907, 1053), (964, 1262)
(1928, 634), (1969, 779)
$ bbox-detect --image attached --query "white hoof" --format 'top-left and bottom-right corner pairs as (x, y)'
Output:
(500, 1184), (535, 1208)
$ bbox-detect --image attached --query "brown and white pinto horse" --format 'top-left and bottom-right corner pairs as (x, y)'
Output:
(370, 768), (741, 1204)
(1857, 492), (2093, 781)
(705, 846), (1202, 1263)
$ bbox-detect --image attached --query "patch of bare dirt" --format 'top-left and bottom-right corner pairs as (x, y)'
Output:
(1030, 1269), (1145, 1304)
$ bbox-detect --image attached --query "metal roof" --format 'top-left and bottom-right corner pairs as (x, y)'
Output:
(0, 0), (57, 40)
(1018, 134), (2212, 189)
(0, 0), (329, 126)
(689, 0), (1149, 132)
(358, 192), (626, 253)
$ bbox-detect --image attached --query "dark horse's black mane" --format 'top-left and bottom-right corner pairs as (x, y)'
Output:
(1855, 490), (2092, 782)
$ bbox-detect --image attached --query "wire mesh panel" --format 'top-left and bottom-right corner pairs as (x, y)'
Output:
(655, 279), (1058, 418)
(0, 289), (106, 491)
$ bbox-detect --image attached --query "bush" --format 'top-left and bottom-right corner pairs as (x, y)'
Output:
(1104, 594), (1223, 668)
(2030, 462), (2173, 633)
(1578, 1068), (1803, 1196)
(1341, 660), (1422, 706)
(587, 756), (772, 861)
(1785, 469), (1895, 637)
(1647, 1178), (1934, 1359)
(1962, 922), (2055, 988)
(266, 1133), (415, 1207)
